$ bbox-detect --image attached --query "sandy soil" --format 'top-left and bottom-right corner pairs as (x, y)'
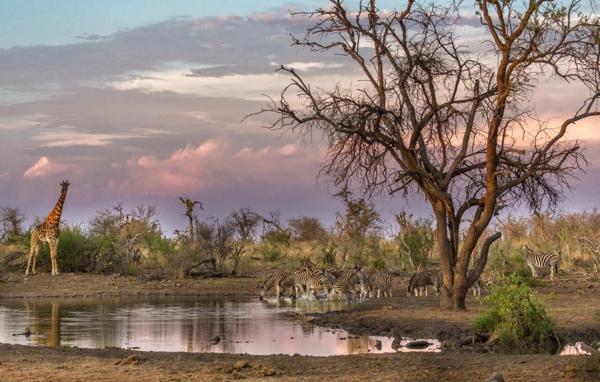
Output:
(0, 271), (599, 381)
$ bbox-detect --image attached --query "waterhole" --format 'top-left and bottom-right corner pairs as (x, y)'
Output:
(0, 296), (440, 356)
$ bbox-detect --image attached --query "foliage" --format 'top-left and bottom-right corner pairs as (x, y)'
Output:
(289, 216), (327, 242)
(394, 212), (434, 271)
(0, 207), (25, 243)
(474, 276), (557, 353)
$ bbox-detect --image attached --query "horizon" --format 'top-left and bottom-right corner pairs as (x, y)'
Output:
(1, 0), (600, 234)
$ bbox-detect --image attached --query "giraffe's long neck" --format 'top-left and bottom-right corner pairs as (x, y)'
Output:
(46, 190), (68, 226)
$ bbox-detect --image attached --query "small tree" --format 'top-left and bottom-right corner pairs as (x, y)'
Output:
(257, 0), (600, 309)
(394, 212), (434, 271)
(334, 189), (381, 265)
(0, 207), (25, 242)
(289, 216), (328, 242)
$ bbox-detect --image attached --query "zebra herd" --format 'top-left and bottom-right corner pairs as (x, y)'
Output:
(258, 245), (591, 301)
(258, 260), (393, 301)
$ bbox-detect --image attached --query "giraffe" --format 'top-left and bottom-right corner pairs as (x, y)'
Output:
(26, 180), (70, 276)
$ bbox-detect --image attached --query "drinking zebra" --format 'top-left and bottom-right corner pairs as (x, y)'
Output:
(258, 271), (294, 300)
(330, 269), (360, 299)
(407, 269), (440, 297)
(522, 245), (560, 280)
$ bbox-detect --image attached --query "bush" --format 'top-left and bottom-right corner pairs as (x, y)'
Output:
(474, 276), (557, 353)
(372, 257), (386, 270)
(37, 226), (96, 273)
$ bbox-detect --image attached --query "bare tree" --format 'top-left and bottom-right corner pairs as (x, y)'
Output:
(256, 0), (600, 309)
(179, 197), (203, 244)
(0, 207), (25, 242)
(229, 208), (262, 273)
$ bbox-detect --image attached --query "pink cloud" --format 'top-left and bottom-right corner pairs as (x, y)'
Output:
(23, 156), (71, 178)
(107, 138), (325, 197)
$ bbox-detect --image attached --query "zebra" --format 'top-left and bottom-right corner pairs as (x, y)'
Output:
(370, 271), (393, 298)
(330, 267), (362, 299)
(407, 269), (440, 297)
(258, 271), (294, 300)
(356, 269), (372, 300)
(467, 269), (482, 297)
(291, 267), (334, 299)
(522, 245), (560, 280)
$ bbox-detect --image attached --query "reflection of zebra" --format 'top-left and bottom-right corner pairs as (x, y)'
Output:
(407, 269), (440, 297)
(522, 246), (559, 280)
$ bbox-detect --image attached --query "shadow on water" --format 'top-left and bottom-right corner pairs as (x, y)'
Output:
(0, 296), (440, 356)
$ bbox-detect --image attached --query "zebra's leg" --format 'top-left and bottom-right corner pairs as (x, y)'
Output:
(425, 285), (428, 297)
(528, 264), (537, 278)
(389, 289), (393, 298)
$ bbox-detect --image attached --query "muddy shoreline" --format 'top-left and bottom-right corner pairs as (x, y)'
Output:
(0, 271), (599, 381)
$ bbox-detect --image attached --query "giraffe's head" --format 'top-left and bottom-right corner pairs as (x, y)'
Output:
(60, 180), (70, 193)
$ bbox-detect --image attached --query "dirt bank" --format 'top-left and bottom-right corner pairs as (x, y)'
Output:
(0, 272), (256, 299)
(0, 343), (598, 382)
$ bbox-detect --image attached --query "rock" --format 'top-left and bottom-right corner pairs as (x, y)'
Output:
(233, 360), (250, 370)
(12, 327), (31, 337)
(114, 355), (143, 366)
(560, 342), (599, 356)
(222, 364), (234, 374)
(211, 335), (221, 345)
(487, 371), (504, 382)
(405, 340), (431, 349)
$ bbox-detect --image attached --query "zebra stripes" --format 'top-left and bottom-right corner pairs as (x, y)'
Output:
(259, 264), (395, 301)
(467, 269), (482, 297)
(370, 271), (393, 298)
(522, 245), (560, 280)
(407, 269), (440, 297)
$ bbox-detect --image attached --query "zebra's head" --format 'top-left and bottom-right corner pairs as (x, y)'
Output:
(522, 245), (533, 255)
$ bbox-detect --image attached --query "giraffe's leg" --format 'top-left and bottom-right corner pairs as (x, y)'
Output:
(26, 232), (39, 276)
(50, 240), (60, 276)
(32, 244), (40, 274)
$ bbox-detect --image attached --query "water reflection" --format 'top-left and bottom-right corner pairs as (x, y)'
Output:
(0, 296), (437, 356)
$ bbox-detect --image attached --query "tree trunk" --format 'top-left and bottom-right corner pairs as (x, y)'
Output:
(187, 215), (194, 244)
(440, 283), (468, 310)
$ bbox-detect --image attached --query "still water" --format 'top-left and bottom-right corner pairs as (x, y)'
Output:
(0, 296), (440, 356)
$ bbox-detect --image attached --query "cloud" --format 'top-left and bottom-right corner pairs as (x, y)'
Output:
(32, 124), (163, 148)
(107, 137), (324, 197)
(23, 156), (71, 178)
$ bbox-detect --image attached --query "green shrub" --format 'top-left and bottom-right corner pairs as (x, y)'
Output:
(474, 276), (557, 353)
(263, 246), (283, 262)
(37, 226), (96, 273)
(372, 258), (386, 270)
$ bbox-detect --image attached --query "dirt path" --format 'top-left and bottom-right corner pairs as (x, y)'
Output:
(0, 272), (599, 381)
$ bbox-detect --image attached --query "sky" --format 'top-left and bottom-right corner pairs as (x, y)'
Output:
(0, 1), (599, 234)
